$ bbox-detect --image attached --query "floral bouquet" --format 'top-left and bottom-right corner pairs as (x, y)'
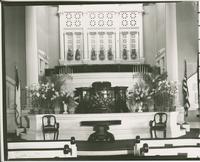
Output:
(143, 67), (178, 111)
(58, 90), (77, 114)
(154, 80), (177, 96)
(127, 82), (153, 112)
(29, 83), (60, 113)
(152, 80), (177, 111)
(90, 90), (115, 113)
(131, 82), (152, 103)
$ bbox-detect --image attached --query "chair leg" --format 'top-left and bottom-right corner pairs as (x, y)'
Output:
(57, 131), (59, 140)
(154, 130), (157, 138)
(164, 130), (166, 138)
(150, 129), (153, 138)
(53, 132), (56, 140)
(43, 133), (46, 141)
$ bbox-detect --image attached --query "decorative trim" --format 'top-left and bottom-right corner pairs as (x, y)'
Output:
(38, 49), (48, 61)
(6, 76), (15, 86)
(51, 64), (152, 74)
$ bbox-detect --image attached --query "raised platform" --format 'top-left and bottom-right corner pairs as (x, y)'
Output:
(21, 112), (186, 140)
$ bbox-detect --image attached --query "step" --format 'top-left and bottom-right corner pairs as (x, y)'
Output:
(181, 123), (190, 132)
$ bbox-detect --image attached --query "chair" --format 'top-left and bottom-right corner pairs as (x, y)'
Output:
(42, 115), (59, 140)
(149, 113), (167, 138)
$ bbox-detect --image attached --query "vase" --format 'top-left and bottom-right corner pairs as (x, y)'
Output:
(137, 102), (143, 112)
(68, 108), (76, 114)
(130, 49), (137, 60)
(63, 103), (68, 114)
(67, 49), (73, 61)
(75, 49), (81, 60)
(154, 93), (174, 112)
(99, 49), (105, 60)
(122, 48), (128, 60)
(91, 49), (97, 60)
(107, 49), (113, 60)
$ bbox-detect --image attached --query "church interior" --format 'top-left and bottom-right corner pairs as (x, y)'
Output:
(1, 1), (200, 160)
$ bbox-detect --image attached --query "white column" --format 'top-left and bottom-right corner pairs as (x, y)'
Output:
(25, 6), (39, 86)
(59, 13), (65, 61)
(166, 3), (184, 123)
(166, 4), (179, 104)
(166, 3), (178, 82)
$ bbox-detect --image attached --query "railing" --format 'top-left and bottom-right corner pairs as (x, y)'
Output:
(45, 64), (158, 74)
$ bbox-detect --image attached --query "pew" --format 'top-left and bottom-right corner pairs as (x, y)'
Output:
(7, 137), (77, 160)
(135, 137), (200, 159)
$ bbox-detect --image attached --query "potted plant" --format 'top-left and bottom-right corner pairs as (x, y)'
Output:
(122, 48), (128, 60)
(130, 49), (137, 60)
(107, 48), (113, 60)
(152, 80), (177, 112)
(75, 49), (81, 61)
(99, 48), (105, 60)
(67, 49), (73, 61)
(91, 48), (97, 60)
(143, 67), (177, 112)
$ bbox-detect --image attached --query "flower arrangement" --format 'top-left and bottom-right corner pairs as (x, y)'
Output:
(127, 82), (153, 112)
(153, 80), (177, 96)
(151, 80), (177, 111)
(128, 82), (152, 104)
(28, 78), (75, 114)
(29, 83), (60, 113)
(127, 67), (178, 112)
(90, 90), (115, 112)
(143, 67), (178, 111)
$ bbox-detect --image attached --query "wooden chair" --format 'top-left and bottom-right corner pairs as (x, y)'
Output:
(149, 113), (167, 138)
(42, 115), (59, 140)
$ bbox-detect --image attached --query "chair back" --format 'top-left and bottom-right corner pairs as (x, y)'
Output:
(42, 115), (57, 128)
(154, 113), (167, 125)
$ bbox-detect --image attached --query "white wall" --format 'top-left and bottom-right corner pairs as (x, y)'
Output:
(71, 72), (143, 90)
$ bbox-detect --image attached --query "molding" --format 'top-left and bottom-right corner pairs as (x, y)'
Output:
(58, 4), (143, 13)
(6, 75), (16, 86)
(155, 48), (166, 60)
(38, 49), (48, 61)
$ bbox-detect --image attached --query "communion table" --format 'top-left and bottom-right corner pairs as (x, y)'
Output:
(21, 112), (185, 140)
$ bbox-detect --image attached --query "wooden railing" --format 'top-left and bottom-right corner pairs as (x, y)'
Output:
(45, 64), (159, 75)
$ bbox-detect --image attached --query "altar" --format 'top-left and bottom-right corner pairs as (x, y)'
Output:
(21, 111), (185, 140)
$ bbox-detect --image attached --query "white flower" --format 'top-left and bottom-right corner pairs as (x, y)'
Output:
(55, 91), (59, 96)
(36, 93), (40, 97)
